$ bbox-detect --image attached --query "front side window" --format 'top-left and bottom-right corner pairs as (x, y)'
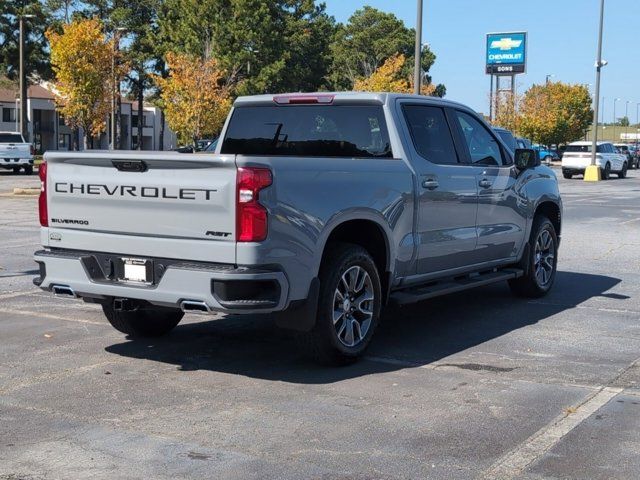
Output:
(455, 111), (504, 166)
(402, 105), (458, 165)
(221, 105), (392, 158)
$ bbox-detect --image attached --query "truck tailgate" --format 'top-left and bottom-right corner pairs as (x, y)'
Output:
(43, 151), (237, 263)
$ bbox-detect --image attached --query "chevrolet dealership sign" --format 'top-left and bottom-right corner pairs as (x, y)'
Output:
(486, 32), (527, 74)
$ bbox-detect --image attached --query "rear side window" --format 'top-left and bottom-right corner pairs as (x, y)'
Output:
(402, 105), (458, 165)
(0, 133), (24, 143)
(221, 105), (392, 158)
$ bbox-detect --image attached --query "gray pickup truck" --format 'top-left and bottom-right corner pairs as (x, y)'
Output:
(34, 92), (562, 364)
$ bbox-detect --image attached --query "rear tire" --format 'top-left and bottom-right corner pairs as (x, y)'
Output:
(23, 165), (33, 175)
(618, 163), (627, 179)
(102, 303), (183, 337)
(12, 166), (20, 174)
(602, 162), (611, 180)
(562, 172), (572, 179)
(509, 215), (558, 298)
(303, 243), (382, 365)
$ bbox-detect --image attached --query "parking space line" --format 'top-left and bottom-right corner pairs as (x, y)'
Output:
(0, 289), (39, 300)
(0, 308), (105, 325)
(481, 386), (623, 479)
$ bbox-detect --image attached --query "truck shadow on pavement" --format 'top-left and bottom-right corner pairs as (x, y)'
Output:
(105, 271), (623, 383)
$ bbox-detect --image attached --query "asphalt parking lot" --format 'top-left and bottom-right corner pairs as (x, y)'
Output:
(1, 167), (639, 480)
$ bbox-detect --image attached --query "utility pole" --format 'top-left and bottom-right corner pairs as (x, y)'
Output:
(18, 14), (34, 141)
(586, 0), (606, 181)
(613, 98), (620, 143)
(413, 0), (423, 95)
(624, 100), (629, 141)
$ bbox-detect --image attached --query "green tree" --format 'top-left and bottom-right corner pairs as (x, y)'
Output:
(328, 6), (444, 95)
(0, 0), (54, 81)
(155, 0), (336, 95)
(619, 116), (630, 127)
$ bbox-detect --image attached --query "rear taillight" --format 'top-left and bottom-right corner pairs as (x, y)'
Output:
(38, 162), (48, 227)
(236, 167), (272, 242)
(30, 144), (35, 155)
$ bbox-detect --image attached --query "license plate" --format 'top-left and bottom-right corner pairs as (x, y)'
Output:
(121, 258), (152, 283)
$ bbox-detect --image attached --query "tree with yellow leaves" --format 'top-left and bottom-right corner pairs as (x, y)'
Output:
(354, 53), (437, 96)
(517, 82), (592, 146)
(47, 18), (122, 150)
(154, 52), (232, 147)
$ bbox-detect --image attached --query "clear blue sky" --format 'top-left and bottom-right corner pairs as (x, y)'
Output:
(323, 0), (640, 122)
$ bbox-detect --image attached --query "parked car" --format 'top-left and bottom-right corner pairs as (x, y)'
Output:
(614, 143), (638, 169)
(562, 141), (628, 179)
(34, 92), (562, 364)
(0, 131), (35, 175)
(493, 127), (517, 152)
(516, 137), (533, 149)
(533, 145), (560, 165)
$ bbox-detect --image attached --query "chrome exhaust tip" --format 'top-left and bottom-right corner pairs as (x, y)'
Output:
(180, 300), (211, 314)
(52, 284), (77, 298)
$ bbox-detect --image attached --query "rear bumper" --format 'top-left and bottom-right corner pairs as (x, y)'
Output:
(0, 157), (33, 168)
(33, 248), (290, 314)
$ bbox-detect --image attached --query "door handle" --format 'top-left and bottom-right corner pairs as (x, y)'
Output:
(478, 178), (492, 189)
(422, 179), (439, 190)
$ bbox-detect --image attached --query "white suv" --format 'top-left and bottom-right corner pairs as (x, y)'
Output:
(561, 141), (628, 179)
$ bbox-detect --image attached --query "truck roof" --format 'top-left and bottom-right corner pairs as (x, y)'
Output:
(233, 92), (471, 111)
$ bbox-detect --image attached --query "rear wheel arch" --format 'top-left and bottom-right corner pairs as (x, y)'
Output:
(319, 219), (391, 302)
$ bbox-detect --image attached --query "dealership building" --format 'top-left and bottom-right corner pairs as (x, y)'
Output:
(0, 83), (178, 153)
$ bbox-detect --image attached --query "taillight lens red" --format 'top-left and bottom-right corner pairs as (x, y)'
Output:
(38, 162), (48, 227)
(30, 144), (35, 156)
(236, 167), (272, 242)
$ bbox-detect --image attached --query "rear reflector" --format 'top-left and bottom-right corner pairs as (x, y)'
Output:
(236, 167), (272, 242)
(38, 162), (48, 227)
(273, 94), (334, 105)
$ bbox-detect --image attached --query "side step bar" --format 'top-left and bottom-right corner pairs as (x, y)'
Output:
(390, 268), (524, 306)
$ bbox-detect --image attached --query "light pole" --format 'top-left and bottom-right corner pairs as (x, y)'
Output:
(413, 0), (423, 95)
(545, 74), (554, 85)
(613, 98), (620, 143)
(19, 13), (35, 141)
(586, 0), (606, 181)
(624, 100), (629, 141)
(110, 27), (126, 150)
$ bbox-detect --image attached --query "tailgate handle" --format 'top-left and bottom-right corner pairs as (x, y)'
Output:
(112, 160), (148, 172)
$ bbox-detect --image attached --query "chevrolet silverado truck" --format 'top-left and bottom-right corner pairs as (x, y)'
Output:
(34, 93), (562, 364)
(0, 131), (35, 174)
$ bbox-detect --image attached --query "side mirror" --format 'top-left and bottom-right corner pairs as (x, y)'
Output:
(514, 148), (539, 170)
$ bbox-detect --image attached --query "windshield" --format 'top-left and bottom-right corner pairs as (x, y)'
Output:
(0, 133), (24, 143)
(204, 138), (218, 152)
(221, 105), (392, 158)
(495, 130), (516, 152)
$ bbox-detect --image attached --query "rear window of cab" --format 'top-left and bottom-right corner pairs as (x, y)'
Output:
(221, 105), (392, 158)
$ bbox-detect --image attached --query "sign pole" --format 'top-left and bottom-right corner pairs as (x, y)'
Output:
(489, 74), (494, 122)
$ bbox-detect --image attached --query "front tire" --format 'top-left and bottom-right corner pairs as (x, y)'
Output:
(23, 165), (33, 175)
(102, 303), (183, 337)
(509, 215), (558, 298)
(304, 243), (382, 365)
(562, 171), (573, 179)
(618, 163), (627, 179)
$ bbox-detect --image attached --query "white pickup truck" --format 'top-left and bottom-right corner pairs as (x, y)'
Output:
(0, 131), (35, 175)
